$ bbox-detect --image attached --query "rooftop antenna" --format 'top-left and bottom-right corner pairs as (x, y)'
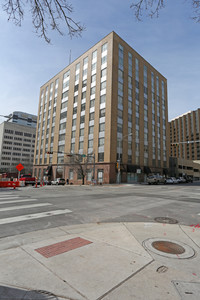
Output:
(69, 49), (71, 65)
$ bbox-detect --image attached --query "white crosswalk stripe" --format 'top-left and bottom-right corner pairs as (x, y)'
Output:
(0, 203), (52, 212)
(0, 193), (72, 225)
(0, 199), (38, 204)
(0, 209), (72, 225)
(0, 196), (20, 200)
(0, 193), (15, 195)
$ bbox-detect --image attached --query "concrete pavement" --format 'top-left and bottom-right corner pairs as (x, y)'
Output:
(0, 222), (200, 299)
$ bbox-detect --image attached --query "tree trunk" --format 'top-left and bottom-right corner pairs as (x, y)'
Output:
(82, 175), (85, 185)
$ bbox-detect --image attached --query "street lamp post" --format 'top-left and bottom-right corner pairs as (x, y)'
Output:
(117, 133), (132, 184)
(0, 114), (13, 122)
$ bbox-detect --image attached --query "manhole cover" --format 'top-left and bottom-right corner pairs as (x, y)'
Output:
(143, 238), (195, 259)
(154, 217), (178, 224)
(152, 241), (185, 254)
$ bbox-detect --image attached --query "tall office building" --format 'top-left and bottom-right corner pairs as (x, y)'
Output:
(33, 32), (169, 184)
(7, 111), (37, 128)
(170, 109), (200, 161)
(0, 113), (36, 173)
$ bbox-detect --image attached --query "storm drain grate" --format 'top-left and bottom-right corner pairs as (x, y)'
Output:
(35, 237), (92, 258)
(154, 217), (178, 224)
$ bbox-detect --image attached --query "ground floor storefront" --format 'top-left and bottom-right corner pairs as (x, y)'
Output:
(33, 163), (167, 185)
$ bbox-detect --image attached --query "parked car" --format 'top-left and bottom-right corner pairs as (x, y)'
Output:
(171, 177), (179, 184)
(177, 177), (186, 183)
(147, 175), (166, 185)
(184, 176), (193, 183)
(166, 178), (174, 184)
(51, 178), (65, 185)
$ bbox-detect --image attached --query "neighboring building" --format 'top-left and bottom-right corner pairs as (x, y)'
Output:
(7, 111), (37, 128)
(0, 118), (36, 174)
(169, 109), (200, 178)
(33, 31), (169, 184)
(170, 109), (200, 161)
(169, 157), (200, 180)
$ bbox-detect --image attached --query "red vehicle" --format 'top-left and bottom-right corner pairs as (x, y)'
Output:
(19, 174), (36, 186)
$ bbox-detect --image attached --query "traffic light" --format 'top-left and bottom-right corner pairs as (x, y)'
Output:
(171, 143), (179, 147)
(46, 151), (53, 154)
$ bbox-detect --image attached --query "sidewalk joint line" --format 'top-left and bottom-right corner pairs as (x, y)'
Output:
(19, 246), (89, 300)
(179, 224), (200, 250)
(96, 259), (154, 300)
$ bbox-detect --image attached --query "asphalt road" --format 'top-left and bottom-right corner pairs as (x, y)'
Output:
(0, 182), (200, 239)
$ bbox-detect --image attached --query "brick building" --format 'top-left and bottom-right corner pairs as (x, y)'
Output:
(33, 32), (169, 184)
(169, 109), (200, 179)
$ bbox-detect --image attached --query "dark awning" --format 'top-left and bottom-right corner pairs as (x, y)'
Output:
(127, 165), (141, 173)
(144, 166), (151, 174)
(44, 165), (52, 176)
(127, 165), (137, 173)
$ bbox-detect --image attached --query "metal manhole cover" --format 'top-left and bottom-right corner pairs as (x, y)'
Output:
(152, 241), (185, 254)
(154, 217), (178, 224)
(143, 238), (195, 259)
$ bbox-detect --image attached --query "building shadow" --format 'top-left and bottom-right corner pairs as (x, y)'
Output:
(0, 285), (59, 299)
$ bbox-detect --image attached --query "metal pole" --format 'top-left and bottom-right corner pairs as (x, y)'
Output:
(182, 157), (183, 177)
(117, 139), (121, 184)
(93, 153), (95, 184)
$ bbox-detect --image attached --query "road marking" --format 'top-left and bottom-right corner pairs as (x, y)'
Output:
(0, 209), (72, 225)
(0, 199), (38, 205)
(0, 203), (52, 212)
(0, 193), (15, 195)
(0, 196), (20, 200)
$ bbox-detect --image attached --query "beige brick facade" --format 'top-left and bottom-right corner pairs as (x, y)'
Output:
(33, 32), (169, 184)
(169, 109), (200, 179)
(169, 109), (200, 161)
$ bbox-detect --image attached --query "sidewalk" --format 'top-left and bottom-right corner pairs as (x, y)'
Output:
(0, 221), (200, 299)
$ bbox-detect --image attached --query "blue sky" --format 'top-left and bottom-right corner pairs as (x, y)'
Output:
(0, 0), (199, 123)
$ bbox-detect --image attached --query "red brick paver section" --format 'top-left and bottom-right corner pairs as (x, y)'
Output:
(35, 237), (92, 258)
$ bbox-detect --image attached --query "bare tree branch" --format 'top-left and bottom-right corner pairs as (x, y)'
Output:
(130, 0), (200, 24)
(130, 0), (165, 20)
(2, 0), (84, 43)
(192, 0), (200, 22)
(64, 154), (92, 185)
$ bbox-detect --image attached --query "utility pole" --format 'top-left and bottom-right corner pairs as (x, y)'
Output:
(93, 153), (96, 183)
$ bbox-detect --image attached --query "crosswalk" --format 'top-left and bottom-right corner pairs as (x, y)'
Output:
(0, 192), (72, 225)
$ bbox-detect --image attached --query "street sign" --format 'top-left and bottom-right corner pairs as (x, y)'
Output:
(16, 163), (24, 172)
